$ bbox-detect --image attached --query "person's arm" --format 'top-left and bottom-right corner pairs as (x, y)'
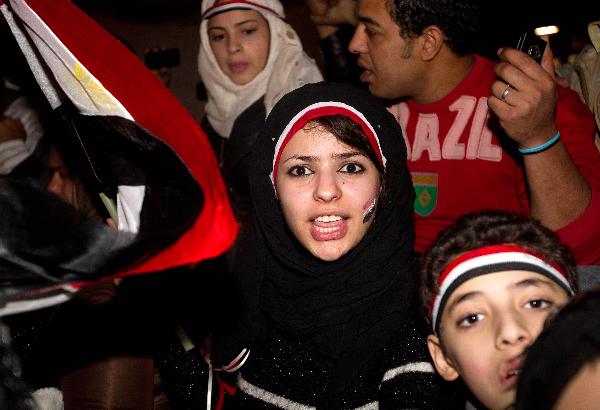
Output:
(488, 42), (591, 231)
(0, 115), (26, 143)
(551, 86), (600, 265)
(305, 0), (361, 85)
(0, 96), (44, 175)
(305, 0), (358, 39)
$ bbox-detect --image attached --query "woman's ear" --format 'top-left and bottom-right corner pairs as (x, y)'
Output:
(427, 334), (460, 381)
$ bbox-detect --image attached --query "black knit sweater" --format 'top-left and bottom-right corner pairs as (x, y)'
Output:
(233, 319), (449, 409)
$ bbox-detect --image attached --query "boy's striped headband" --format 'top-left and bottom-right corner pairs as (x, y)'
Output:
(202, 1), (283, 19)
(270, 102), (387, 187)
(430, 244), (574, 335)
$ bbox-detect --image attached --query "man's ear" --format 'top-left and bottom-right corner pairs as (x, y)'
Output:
(427, 334), (460, 381)
(419, 25), (444, 61)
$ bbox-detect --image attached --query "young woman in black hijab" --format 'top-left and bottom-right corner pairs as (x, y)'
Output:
(211, 82), (446, 408)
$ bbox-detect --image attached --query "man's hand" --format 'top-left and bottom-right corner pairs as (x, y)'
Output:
(306, 0), (358, 29)
(489, 38), (592, 231)
(488, 37), (558, 149)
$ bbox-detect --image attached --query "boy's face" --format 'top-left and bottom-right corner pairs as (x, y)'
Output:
(427, 270), (570, 410)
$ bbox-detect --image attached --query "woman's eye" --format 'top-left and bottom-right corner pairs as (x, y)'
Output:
(458, 313), (484, 328)
(339, 163), (364, 174)
(210, 34), (225, 42)
(524, 299), (551, 309)
(288, 166), (313, 177)
(242, 28), (257, 36)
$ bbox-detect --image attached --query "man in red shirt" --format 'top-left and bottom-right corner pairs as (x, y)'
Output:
(308, 0), (600, 264)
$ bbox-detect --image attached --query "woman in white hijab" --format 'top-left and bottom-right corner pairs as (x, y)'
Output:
(198, 0), (323, 226)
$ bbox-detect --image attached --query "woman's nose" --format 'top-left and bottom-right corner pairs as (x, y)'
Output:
(314, 171), (342, 202)
(228, 35), (241, 53)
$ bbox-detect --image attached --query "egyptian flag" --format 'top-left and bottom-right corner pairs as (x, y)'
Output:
(0, 0), (238, 315)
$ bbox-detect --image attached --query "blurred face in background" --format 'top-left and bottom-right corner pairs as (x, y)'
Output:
(207, 8), (270, 85)
(47, 145), (100, 220)
(47, 145), (76, 206)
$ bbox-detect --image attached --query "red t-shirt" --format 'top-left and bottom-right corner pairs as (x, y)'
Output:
(388, 55), (600, 265)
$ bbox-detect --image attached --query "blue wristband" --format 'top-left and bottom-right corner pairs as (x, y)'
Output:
(518, 132), (561, 154)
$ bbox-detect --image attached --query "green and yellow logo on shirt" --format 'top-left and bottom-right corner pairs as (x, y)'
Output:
(412, 173), (438, 216)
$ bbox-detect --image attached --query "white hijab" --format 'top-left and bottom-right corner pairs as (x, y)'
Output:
(198, 0), (323, 137)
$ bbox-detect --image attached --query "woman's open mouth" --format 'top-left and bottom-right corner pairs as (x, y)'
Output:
(310, 215), (348, 241)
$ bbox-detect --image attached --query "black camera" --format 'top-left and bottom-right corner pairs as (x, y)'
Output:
(144, 48), (180, 70)
(515, 31), (546, 63)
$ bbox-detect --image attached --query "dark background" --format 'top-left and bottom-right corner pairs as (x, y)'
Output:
(3, 0), (599, 122)
(70, 0), (599, 62)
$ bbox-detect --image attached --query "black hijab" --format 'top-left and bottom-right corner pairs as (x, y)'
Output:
(217, 82), (418, 400)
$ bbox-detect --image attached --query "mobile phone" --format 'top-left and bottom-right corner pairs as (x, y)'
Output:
(514, 31), (546, 63)
(144, 48), (180, 70)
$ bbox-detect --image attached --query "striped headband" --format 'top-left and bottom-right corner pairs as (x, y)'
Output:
(430, 244), (574, 335)
(202, 0), (283, 20)
(270, 102), (387, 187)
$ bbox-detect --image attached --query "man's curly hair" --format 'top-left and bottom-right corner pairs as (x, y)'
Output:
(387, 0), (481, 55)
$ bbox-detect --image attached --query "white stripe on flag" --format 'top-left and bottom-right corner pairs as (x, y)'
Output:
(6, 0), (132, 119)
(1, 3), (62, 108)
(117, 186), (145, 233)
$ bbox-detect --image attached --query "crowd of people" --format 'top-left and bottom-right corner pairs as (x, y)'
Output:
(1, 0), (599, 409)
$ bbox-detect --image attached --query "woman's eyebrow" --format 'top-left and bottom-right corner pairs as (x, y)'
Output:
(283, 152), (365, 163)
(234, 19), (258, 27)
(332, 151), (364, 160)
(283, 154), (318, 164)
(208, 19), (258, 31)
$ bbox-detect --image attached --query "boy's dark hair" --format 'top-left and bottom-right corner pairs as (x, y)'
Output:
(516, 286), (600, 410)
(419, 210), (578, 327)
(387, 0), (480, 55)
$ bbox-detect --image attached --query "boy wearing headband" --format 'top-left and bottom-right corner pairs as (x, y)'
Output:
(419, 210), (578, 410)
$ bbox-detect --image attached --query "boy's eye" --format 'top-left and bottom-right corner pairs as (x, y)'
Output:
(458, 313), (484, 328)
(288, 165), (313, 177)
(339, 163), (364, 174)
(524, 299), (551, 309)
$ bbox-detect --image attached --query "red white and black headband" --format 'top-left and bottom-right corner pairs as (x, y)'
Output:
(430, 244), (574, 335)
(270, 102), (387, 187)
(202, 0), (283, 20)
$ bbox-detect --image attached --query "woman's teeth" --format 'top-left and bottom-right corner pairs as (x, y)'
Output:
(314, 215), (342, 223)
